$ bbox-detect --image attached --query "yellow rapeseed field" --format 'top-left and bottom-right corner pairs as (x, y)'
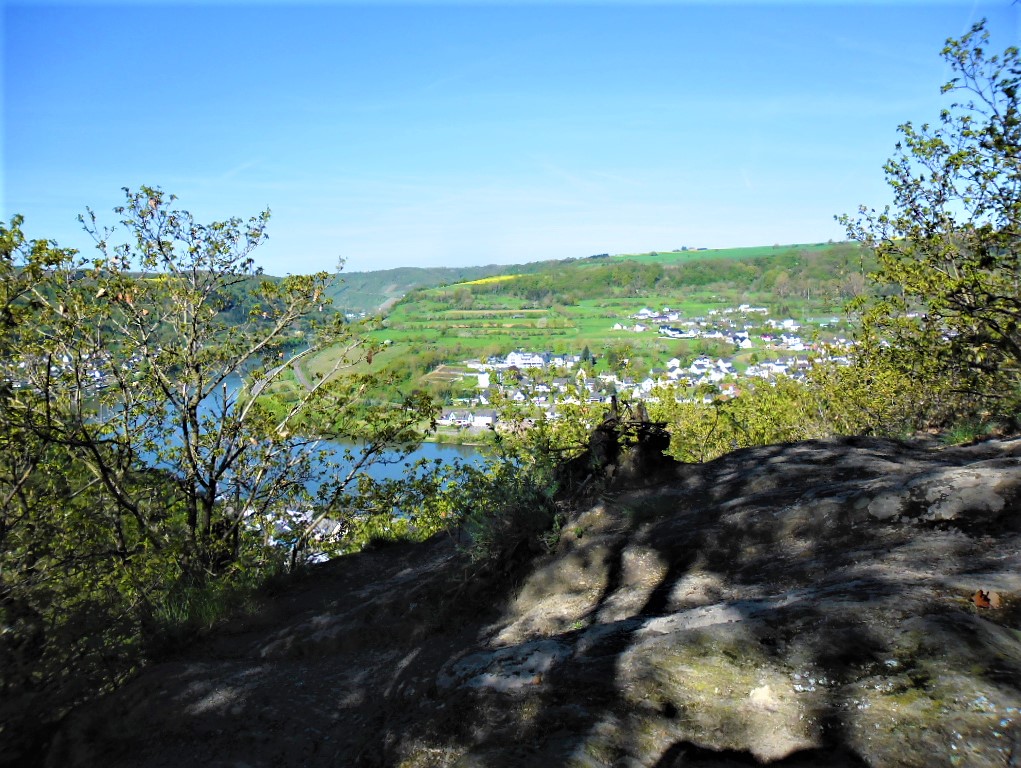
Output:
(455, 274), (520, 286)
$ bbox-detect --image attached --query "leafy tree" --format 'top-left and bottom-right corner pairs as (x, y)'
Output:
(605, 342), (635, 373)
(0, 217), (174, 754)
(773, 270), (793, 302)
(452, 286), (474, 309)
(840, 20), (1021, 416)
(12, 186), (409, 573)
(0, 191), (437, 753)
(646, 359), (933, 464)
(409, 379), (608, 564)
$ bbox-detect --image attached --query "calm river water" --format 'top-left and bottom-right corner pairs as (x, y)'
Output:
(324, 439), (484, 483)
(119, 372), (485, 487)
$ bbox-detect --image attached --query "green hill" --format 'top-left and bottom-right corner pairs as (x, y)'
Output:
(326, 259), (575, 315)
(325, 242), (866, 316)
(302, 241), (873, 399)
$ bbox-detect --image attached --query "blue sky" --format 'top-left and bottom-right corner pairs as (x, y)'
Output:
(3, 1), (1019, 275)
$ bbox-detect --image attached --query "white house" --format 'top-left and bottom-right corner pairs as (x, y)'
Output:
(505, 351), (546, 369)
(437, 410), (472, 427)
(731, 332), (753, 349)
(471, 411), (497, 428)
(781, 334), (806, 351)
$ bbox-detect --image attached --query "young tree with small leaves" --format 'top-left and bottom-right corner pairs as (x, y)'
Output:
(0, 195), (438, 753)
(0, 186), (438, 668)
(840, 21), (1021, 418)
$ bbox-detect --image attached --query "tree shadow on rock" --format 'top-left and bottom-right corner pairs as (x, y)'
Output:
(385, 435), (1021, 767)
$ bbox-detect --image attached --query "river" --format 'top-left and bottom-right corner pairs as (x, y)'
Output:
(119, 372), (485, 488)
(320, 439), (484, 484)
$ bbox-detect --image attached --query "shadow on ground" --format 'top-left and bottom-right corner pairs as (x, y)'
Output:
(37, 435), (1021, 768)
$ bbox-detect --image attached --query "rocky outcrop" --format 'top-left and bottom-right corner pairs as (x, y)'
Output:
(42, 436), (1021, 767)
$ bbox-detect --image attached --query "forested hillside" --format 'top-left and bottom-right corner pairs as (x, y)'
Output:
(325, 242), (873, 317)
(325, 259), (570, 315)
(427, 241), (872, 309)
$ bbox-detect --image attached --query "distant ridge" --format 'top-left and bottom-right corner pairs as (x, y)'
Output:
(325, 259), (567, 314)
(324, 243), (847, 315)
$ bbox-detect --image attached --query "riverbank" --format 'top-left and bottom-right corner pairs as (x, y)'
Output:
(427, 425), (495, 447)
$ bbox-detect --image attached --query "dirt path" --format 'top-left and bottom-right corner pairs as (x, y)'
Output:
(291, 359), (313, 391)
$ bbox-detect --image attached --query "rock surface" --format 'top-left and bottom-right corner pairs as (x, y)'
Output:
(42, 436), (1021, 767)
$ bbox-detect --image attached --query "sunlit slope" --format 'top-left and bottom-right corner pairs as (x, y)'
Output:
(303, 241), (870, 395)
(324, 243), (857, 315)
(325, 259), (569, 314)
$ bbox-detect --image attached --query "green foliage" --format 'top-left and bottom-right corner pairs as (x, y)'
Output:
(346, 447), (560, 570)
(807, 358), (956, 437)
(648, 357), (945, 464)
(355, 385), (592, 569)
(939, 419), (993, 446)
(455, 457), (561, 566)
(0, 192), (437, 756)
(840, 20), (1021, 423)
(1, 220), (162, 735)
(343, 511), (419, 552)
(435, 385), (609, 563)
(648, 379), (826, 463)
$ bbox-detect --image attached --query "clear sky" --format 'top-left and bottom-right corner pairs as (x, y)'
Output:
(2, 1), (1018, 275)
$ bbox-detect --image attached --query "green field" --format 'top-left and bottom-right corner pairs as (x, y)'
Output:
(300, 241), (866, 396)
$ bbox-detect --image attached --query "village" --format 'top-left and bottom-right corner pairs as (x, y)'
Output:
(437, 304), (854, 432)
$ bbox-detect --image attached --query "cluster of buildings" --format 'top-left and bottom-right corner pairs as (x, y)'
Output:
(437, 304), (855, 432)
(466, 351), (583, 371)
(620, 305), (817, 352)
(439, 348), (854, 432)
